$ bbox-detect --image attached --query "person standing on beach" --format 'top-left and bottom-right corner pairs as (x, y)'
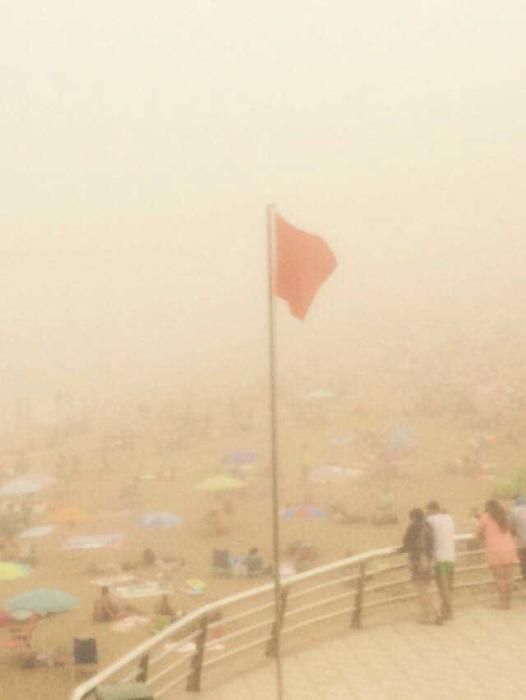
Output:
(426, 501), (455, 622)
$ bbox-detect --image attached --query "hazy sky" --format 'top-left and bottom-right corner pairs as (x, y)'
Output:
(2, 1), (526, 404)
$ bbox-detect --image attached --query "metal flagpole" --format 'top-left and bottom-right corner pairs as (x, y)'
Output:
(266, 203), (284, 700)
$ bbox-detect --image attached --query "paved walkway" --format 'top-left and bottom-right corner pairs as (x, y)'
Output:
(200, 602), (526, 699)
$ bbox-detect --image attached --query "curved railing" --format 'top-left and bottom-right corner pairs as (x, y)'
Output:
(71, 533), (507, 699)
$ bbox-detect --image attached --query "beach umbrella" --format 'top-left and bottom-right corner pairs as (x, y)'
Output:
(18, 525), (56, 539)
(330, 435), (354, 446)
(308, 465), (364, 483)
(48, 505), (87, 525)
(194, 476), (246, 493)
(5, 588), (78, 615)
(388, 426), (416, 452)
(0, 562), (31, 581)
(138, 512), (182, 528)
(63, 533), (124, 550)
(280, 504), (327, 520)
(223, 450), (257, 466)
(0, 475), (54, 498)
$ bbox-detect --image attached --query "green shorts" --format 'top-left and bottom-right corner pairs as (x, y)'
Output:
(435, 561), (454, 576)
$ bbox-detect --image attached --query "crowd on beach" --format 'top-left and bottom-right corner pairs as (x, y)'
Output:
(0, 363), (524, 699)
(400, 496), (526, 624)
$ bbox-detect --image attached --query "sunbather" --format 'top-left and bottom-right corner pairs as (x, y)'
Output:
(92, 586), (136, 622)
(152, 594), (184, 631)
(245, 547), (270, 576)
(154, 594), (175, 618)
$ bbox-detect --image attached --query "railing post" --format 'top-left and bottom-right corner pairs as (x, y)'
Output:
(266, 587), (288, 658)
(186, 615), (208, 692)
(351, 561), (367, 629)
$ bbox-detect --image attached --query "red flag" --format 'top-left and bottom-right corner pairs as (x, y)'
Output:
(275, 214), (337, 320)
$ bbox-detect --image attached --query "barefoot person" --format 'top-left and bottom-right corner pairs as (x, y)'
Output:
(477, 500), (517, 609)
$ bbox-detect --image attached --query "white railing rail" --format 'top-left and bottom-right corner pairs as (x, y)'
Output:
(71, 533), (497, 699)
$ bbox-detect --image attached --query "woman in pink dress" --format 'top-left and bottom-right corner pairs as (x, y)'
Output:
(477, 500), (517, 609)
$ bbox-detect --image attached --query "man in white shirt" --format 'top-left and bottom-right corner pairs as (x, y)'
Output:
(426, 500), (455, 622)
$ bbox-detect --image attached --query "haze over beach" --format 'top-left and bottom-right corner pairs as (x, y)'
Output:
(1, 2), (526, 698)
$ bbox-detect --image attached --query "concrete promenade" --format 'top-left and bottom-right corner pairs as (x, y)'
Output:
(200, 601), (526, 699)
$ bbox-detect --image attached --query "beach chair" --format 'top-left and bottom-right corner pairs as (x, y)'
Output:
(246, 555), (265, 577)
(3, 613), (39, 651)
(2, 614), (39, 666)
(212, 549), (233, 577)
(95, 683), (153, 700)
(73, 637), (98, 680)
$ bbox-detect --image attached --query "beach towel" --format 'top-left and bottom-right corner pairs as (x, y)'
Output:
(114, 581), (171, 599)
(180, 578), (206, 596)
(90, 574), (137, 588)
(111, 615), (150, 632)
(18, 525), (56, 539)
(63, 533), (124, 550)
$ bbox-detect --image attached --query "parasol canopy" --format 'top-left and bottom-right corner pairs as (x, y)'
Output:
(138, 512), (182, 528)
(48, 505), (87, 525)
(18, 525), (56, 539)
(330, 435), (354, 446)
(63, 533), (124, 550)
(5, 588), (78, 615)
(0, 475), (54, 497)
(280, 504), (327, 520)
(0, 562), (31, 581)
(223, 450), (257, 466)
(388, 426), (416, 451)
(308, 465), (364, 483)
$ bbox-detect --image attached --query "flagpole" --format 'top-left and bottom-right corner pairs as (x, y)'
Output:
(266, 203), (284, 700)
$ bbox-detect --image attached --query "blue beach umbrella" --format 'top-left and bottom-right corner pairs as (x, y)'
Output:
(388, 426), (416, 452)
(281, 504), (327, 520)
(6, 588), (78, 615)
(223, 450), (257, 466)
(330, 435), (354, 446)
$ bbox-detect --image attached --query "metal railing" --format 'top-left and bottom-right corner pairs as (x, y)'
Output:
(70, 533), (509, 699)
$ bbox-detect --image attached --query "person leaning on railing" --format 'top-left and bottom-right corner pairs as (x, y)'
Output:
(476, 500), (518, 609)
(426, 501), (455, 622)
(399, 508), (441, 625)
(509, 495), (526, 581)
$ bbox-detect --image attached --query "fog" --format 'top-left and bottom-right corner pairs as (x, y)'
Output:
(2, 0), (526, 428)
